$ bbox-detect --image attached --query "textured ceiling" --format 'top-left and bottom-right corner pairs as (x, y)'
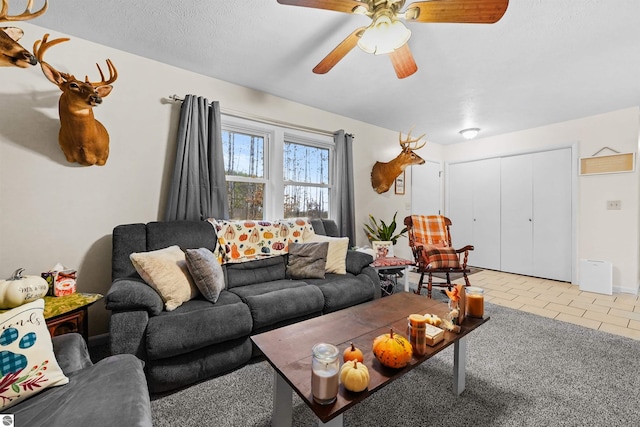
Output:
(28, 0), (640, 144)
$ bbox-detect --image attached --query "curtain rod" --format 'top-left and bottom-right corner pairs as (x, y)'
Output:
(168, 94), (341, 138)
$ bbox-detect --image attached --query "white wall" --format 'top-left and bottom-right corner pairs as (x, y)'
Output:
(0, 24), (427, 335)
(443, 107), (640, 293)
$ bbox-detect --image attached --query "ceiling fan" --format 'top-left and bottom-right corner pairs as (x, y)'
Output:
(277, 0), (509, 79)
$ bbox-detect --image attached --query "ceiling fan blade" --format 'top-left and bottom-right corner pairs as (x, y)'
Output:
(404, 0), (508, 24)
(313, 27), (365, 74)
(277, 0), (368, 14)
(389, 43), (418, 79)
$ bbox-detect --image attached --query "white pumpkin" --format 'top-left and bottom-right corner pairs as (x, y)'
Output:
(0, 268), (49, 309)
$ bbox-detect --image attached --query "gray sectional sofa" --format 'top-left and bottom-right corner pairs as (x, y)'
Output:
(106, 219), (379, 393)
(12, 333), (152, 427)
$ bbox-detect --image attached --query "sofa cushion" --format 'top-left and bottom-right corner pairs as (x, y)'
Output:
(243, 285), (325, 331)
(185, 248), (226, 303)
(305, 274), (375, 313)
(286, 242), (329, 279)
(12, 354), (152, 427)
(0, 299), (69, 410)
(228, 279), (309, 300)
(223, 255), (287, 289)
(345, 250), (374, 275)
(145, 293), (252, 360)
(130, 245), (199, 311)
(305, 234), (349, 274)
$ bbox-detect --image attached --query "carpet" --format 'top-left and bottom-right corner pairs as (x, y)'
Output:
(149, 302), (640, 426)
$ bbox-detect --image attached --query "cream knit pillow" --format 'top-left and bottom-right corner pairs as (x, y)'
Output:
(130, 245), (199, 311)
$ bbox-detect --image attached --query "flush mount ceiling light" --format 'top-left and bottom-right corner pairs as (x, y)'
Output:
(459, 128), (480, 139)
(277, 0), (509, 79)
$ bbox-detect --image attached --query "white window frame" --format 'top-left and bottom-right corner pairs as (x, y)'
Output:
(221, 115), (335, 219)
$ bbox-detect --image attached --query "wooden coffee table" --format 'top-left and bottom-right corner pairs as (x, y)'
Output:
(251, 292), (489, 427)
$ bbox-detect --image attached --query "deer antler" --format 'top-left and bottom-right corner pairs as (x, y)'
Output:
(0, 0), (48, 22)
(399, 127), (426, 151)
(33, 33), (71, 82)
(86, 59), (118, 87)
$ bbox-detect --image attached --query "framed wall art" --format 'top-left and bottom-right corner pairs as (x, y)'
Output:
(394, 171), (405, 195)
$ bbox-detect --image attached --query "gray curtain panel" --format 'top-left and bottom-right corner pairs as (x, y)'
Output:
(334, 130), (356, 247)
(165, 95), (229, 221)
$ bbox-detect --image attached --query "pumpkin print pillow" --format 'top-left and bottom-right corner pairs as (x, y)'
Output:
(207, 218), (313, 263)
(0, 299), (69, 410)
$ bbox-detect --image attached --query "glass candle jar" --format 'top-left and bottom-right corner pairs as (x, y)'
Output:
(311, 343), (340, 405)
(466, 286), (485, 318)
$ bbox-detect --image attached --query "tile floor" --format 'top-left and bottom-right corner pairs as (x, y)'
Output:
(407, 269), (640, 341)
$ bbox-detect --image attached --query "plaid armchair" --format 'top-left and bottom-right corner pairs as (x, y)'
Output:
(404, 215), (474, 298)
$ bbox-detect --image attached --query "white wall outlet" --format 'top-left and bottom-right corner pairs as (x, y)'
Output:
(607, 200), (622, 210)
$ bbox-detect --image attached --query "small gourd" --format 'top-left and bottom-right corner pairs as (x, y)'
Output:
(339, 360), (370, 392)
(343, 342), (364, 363)
(0, 268), (49, 309)
(372, 328), (413, 369)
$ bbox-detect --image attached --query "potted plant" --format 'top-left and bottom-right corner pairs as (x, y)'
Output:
(363, 211), (407, 245)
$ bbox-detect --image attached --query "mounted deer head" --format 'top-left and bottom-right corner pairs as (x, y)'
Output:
(371, 129), (426, 194)
(0, 0), (47, 67)
(34, 33), (118, 166)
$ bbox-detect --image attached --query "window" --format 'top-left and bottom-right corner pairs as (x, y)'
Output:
(221, 117), (334, 220)
(222, 127), (267, 220)
(284, 140), (330, 219)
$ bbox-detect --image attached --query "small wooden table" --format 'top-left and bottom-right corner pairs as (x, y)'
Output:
(252, 292), (489, 427)
(43, 293), (103, 340)
(370, 257), (415, 294)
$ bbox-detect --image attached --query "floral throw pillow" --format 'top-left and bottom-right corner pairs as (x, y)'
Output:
(0, 299), (69, 410)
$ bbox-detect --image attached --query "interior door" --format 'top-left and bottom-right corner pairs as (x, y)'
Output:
(471, 157), (501, 270)
(501, 154), (533, 275)
(532, 148), (572, 281)
(447, 162), (474, 250)
(411, 160), (441, 215)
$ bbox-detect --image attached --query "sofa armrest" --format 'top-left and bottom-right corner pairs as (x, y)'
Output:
(106, 278), (164, 316)
(345, 250), (374, 275)
(52, 333), (93, 374)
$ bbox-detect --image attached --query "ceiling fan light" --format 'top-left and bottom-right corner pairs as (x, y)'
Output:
(459, 128), (480, 139)
(357, 17), (411, 55)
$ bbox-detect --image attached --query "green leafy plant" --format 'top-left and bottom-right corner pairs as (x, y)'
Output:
(364, 211), (407, 245)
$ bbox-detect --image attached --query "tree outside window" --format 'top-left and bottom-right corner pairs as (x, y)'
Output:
(222, 120), (333, 220)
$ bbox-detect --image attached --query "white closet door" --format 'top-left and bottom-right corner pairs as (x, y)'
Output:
(533, 148), (572, 281)
(447, 162), (474, 249)
(411, 160), (441, 215)
(471, 158), (501, 270)
(501, 154), (533, 275)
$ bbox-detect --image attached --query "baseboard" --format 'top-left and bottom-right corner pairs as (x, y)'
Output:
(613, 285), (638, 295)
(88, 333), (109, 347)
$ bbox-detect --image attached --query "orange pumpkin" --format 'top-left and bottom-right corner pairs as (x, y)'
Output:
(239, 233), (248, 241)
(230, 243), (240, 259)
(372, 329), (412, 368)
(244, 248), (256, 256)
(263, 231), (274, 239)
(343, 342), (364, 363)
